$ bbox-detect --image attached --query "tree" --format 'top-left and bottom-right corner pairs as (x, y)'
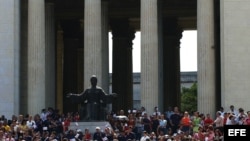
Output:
(181, 83), (197, 113)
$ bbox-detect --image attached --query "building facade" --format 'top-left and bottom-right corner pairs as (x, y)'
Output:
(1, 0), (250, 119)
(115, 72), (197, 111)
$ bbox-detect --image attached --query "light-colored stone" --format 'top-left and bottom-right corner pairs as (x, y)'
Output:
(140, 0), (161, 114)
(220, 0), (250, 111)
(197, 0), (216, 117)
(84, 0), (103, 89)
(0, 0), (20, 119)
(68, 121), (111, 135)
(27, 0), (46, 115)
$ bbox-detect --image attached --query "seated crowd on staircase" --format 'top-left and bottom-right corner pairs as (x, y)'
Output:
(0, 105), (249, 141)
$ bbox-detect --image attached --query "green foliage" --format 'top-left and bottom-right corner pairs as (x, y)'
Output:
(181, 83), (197, 113)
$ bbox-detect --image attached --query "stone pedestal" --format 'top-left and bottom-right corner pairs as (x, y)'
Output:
(68, 121), (111, 134)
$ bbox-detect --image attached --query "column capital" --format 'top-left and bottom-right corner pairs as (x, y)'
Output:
(61, 20), (81, 39)
(163, 17), (183, 46)
(163, 18), (183, 37)
(45, 0), (54, 4)
(110, 18), (135, 40)
(102, 0), (109, 2)
(110, 19), (135, 48)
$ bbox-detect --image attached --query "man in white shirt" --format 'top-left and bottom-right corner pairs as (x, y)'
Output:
(228, 105), (238, 116)
(140, 131), (150, 141)
(218, 107), (225, 118)
(40, 109), (48, 122)
(158, 114), (167, 135)
(26, 115), (36, 129)
(152, 106), (161, 116)
(214, 111), (224, 132)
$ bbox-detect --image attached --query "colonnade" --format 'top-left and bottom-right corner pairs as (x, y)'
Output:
(0, 0), (219, 118)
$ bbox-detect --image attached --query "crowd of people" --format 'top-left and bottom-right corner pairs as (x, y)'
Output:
(0, 105), (249, 141)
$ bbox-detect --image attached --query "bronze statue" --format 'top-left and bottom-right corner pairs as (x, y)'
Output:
(67, 75), (117, 121)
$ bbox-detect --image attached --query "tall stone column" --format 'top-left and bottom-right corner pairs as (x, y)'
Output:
(84, 0), (103, 89)
(110, 19), (134, 113)
(28, 0), (46, 115)
(0, 0), (20, 118)
(45, 1), (55, 108)
(197, 0), (216, 116)
(162, 18), (183, 110)
(78, 20), (84, 94)
(61, 20), (80, 113)
(141, 0), (161, 114)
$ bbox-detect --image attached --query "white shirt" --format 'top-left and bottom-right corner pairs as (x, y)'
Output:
(214, 116), (224, 127)
(159, 119), (167, 127)
(153, 111), (161, 116)
(140, 135), (150, 141)
(40, 112), (47, 121)
(27, 120), (36, 129)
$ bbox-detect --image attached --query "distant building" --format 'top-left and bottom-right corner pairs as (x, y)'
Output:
(110, 72), (197, 109)
(180, 72), (197, 90)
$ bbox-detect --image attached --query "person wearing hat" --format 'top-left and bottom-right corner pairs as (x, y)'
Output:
(93, 127), (106, 141)
(75, 129), (84, 141)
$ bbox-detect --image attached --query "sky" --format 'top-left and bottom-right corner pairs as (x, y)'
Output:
(109, 30), (197, 73)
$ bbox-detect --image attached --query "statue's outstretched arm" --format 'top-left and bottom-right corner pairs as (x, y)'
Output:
(104, 93), (118, 104)
(110, 93), (118, 97)
(66, 91), (85, 104)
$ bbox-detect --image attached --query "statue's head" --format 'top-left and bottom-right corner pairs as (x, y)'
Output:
(90, 75), (97, 87)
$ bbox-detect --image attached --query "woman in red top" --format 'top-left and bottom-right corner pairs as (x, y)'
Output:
(205, 125), (215, 141)
(204, 113), (213, 130)
(243, 111), (250, 125)
(83, 128), (91, 141)
(63, 113), (72, 132)
(193, 126), (205, 141)
(223, 112), (228, 125)
(180, 111), (192, 134)
(127, 113), (136, 128)
(74, 112), (80, 122)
